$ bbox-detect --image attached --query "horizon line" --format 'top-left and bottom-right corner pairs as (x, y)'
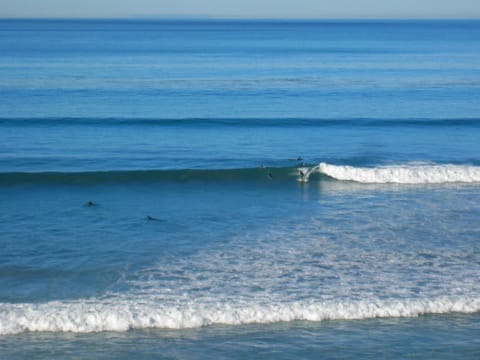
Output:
(1, 16), (480, 21)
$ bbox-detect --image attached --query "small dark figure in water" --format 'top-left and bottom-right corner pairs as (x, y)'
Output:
(299, 170), (305, 179)
(85, 201), (95, 207)
(297, 156), (303, 161)
(146, 215), (160, 221)
(268, 172), (273, 180)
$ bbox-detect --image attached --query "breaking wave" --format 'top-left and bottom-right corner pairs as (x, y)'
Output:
(1, 297), (479, 335)
(314, 163), (480, 184)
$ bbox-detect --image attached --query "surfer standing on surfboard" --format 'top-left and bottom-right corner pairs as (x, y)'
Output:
(298, 169), (306, 182)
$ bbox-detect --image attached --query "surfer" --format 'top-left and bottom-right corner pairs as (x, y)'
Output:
(85, 201), (95, 207)
(289, 156), (303, 161)
(298, 169), (306, 182)
(268, 172), (273, 180)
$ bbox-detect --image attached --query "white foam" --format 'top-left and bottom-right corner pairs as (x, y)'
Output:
(1, 297), (479, 335)
(313, 162), (480, 184)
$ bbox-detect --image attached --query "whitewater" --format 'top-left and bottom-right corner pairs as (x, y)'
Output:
(301, 163), (480, 184)
(2, 297), (480, 335)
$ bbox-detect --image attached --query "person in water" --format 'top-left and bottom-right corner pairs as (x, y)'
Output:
(146, 215), (161, 221)
(268, 172), (273, 180)
(85, 201), (95, 207)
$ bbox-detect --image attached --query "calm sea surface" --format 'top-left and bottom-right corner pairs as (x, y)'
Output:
(1, 19), (480, 359)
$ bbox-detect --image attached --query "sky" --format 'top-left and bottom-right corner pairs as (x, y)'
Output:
(1, 0), (480, 19)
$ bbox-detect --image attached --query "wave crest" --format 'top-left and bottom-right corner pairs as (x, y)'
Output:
(315, 163), (480, 184)
(1, 297), (479, 335)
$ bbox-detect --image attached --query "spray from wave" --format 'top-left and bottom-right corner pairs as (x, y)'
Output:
(302, 163), (480, 184)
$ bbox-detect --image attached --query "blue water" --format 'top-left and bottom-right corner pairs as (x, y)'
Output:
(1, 19), (480, 359)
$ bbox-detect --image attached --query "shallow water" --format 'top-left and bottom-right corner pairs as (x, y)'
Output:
(2, 315), (480, 359)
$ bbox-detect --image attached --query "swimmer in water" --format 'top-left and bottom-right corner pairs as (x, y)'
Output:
(146, 215), (161, 221)
(85, 201), (95, 207)
(268, 172), (273, 180)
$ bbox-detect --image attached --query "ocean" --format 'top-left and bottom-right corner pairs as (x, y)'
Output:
(1, 19), (480, 358)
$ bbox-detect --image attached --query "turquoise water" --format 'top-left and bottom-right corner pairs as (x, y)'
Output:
(1, 19), (480, 358)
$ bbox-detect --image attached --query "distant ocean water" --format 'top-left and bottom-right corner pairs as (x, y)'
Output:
(1, 19), (480, 359)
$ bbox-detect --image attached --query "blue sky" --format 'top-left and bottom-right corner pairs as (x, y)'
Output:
(1, 0), (480, 19)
